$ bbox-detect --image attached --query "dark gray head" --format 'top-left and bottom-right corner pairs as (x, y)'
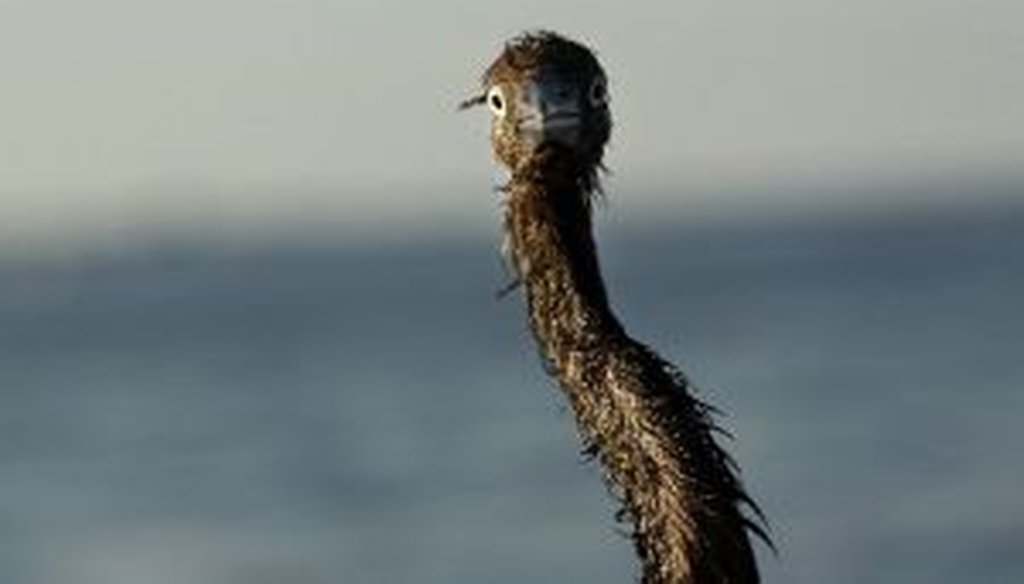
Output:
(464, 31), (612, 182)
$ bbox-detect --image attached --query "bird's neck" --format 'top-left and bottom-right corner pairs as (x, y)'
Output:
(503, 161), (623, 361)
(502, 159), (765, 584)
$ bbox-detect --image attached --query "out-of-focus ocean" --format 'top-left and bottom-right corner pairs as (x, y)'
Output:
(2, 194), (1022, 584)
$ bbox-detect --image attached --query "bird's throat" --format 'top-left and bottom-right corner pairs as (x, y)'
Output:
(503, 162), (621, 361)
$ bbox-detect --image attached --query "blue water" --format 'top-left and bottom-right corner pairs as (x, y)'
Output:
(2, 201), (1023, 583)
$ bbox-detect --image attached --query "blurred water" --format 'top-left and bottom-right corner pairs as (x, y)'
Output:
(2, 200), (1023, 583)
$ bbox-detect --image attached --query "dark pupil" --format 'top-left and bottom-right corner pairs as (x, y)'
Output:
(490, 94), (504, 110)
(592, 82), (605, 100)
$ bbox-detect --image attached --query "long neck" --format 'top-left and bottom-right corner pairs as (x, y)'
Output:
(503, 161), (764, 584)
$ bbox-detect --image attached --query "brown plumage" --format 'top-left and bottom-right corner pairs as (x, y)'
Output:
(464, 31), (769, 584)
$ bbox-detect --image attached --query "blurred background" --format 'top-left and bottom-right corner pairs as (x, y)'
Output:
(2, 1), (1022, 582)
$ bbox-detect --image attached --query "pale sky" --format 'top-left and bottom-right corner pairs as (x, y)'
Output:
(2, 0), (1022, 244)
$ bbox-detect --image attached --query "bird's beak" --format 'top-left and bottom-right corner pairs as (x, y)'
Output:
(518, 79), (582, 145)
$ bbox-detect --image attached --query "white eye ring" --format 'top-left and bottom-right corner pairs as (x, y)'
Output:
(589, 76), (608, 106)
(486, 86), (507, 117)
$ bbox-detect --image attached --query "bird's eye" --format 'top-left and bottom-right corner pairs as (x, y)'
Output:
(589, 76), (608, 106)
(487, 86), (506, 117)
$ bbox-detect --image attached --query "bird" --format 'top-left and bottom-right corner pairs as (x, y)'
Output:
(462, 31), (770, 584)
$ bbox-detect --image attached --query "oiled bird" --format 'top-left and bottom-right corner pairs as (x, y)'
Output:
(463, 31), (770, 584)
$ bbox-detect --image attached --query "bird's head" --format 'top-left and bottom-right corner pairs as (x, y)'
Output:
(463, 31), (611, 186)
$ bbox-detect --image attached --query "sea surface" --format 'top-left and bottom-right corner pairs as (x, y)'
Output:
(2, 199), (1023, 583)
